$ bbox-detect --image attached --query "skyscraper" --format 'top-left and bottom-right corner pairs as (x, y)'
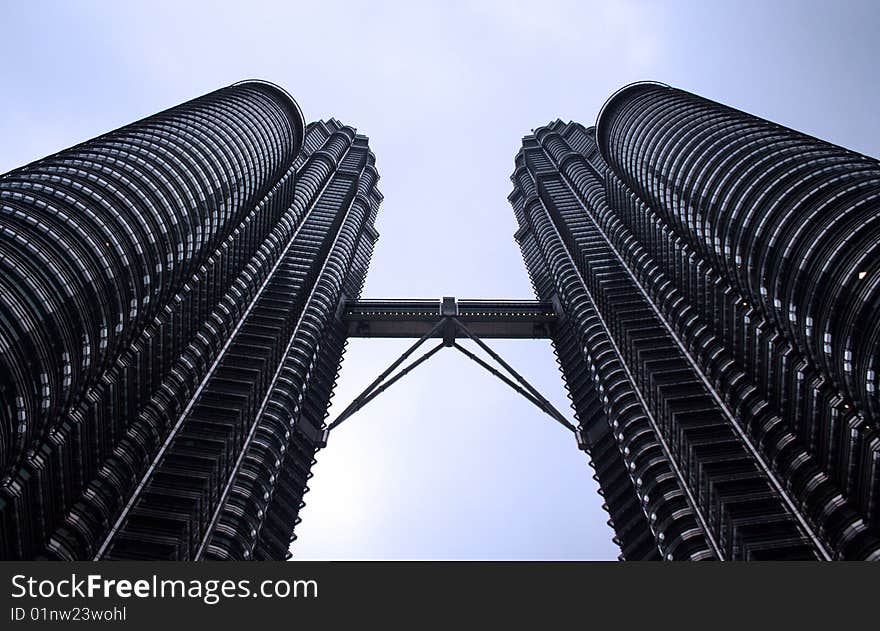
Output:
(0, 81), (382, 560)
(511, 82), (880, 560)
(2, 78), (878, 562)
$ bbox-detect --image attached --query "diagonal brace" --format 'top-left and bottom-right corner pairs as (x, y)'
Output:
(327, 341), (444, 432)
(451, 343), (576, 433)
(326, 318), (448, 432)
(451, 318), (576, 432)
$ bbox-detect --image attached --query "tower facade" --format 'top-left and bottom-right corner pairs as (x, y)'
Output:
(0, 82), (382, 560)
(511, 82), (880, 560)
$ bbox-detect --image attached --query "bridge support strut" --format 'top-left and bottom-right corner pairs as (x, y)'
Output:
(323, 312), (577, 445)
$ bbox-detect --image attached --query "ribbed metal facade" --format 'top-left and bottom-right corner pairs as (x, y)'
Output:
(0, 83), (382, 560)
(511, 83), (880, 560)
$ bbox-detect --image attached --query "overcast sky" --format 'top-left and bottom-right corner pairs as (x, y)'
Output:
(2, 0), (878, 560)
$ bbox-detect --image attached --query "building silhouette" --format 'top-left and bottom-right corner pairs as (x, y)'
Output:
(1, 80), (878, 560)
(0, 81), (382, 560)
(510, 82), (880, 560)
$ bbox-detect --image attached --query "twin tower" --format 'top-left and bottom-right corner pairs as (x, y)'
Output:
(1, 81), (878, 560)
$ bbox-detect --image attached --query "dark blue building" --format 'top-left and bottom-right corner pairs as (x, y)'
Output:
(510, 82), (880, 559)
(0, 82), (382, 560)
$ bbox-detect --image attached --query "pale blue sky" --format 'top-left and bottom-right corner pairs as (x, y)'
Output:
(2, 0), (878, 559)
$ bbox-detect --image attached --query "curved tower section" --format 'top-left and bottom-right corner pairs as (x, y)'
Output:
(0, 81), (302, 477)
(596, 82), (880, 426)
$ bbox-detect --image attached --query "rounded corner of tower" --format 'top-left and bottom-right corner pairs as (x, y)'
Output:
(595, 81), (671, 159)
(232, 79), (306, 155)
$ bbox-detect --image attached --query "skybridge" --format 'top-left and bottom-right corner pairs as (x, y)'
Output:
(316, 297), (584, 450)
(343, 297), (557, 341)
